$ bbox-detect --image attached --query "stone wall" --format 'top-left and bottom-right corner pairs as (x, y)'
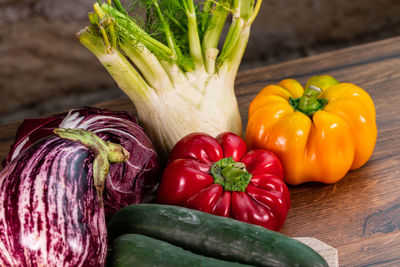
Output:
(1, 0), (400, 124)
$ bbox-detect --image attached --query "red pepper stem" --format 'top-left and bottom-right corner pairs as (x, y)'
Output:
(210, 157), (252, 192)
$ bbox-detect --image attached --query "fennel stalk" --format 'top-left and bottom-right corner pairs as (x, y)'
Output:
(78, 0), (262, 154)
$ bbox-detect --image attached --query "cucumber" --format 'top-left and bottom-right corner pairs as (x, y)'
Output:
(107, 234), (253, 267)
(108, 204), (328, 267)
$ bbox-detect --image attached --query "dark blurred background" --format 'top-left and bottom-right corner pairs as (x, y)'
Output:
(1, 0), (400, 124)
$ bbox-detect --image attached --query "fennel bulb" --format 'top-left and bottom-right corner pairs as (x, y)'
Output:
(78, 0), (262, 154)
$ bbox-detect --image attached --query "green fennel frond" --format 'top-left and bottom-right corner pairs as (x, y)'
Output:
(85, 0), (261, 72)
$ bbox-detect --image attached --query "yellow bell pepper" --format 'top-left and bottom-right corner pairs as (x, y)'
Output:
(245, 75), (377, 185)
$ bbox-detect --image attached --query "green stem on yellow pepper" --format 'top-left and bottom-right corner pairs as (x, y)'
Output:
(297, 85), (325, 116)
(290, 75), (340, 116)
(290, 85), (327, 116)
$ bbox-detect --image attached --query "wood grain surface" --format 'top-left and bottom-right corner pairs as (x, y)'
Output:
(1, 36), (400, 266)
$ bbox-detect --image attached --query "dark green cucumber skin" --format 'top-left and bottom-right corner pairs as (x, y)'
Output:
(106, 234), (253, 267)
(107, 204), (329, 267)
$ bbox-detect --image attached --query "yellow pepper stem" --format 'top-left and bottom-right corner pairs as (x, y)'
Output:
(290, 85), (328, 116)
(298, 86), (323, 115)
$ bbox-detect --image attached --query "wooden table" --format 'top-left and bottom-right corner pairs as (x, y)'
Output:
(1, 37), (400, 266)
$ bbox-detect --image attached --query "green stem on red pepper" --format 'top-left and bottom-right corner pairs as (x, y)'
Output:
(210, 157), (252, 192)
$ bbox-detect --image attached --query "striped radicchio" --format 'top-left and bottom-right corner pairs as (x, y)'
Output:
(0, 128), (129, 266)
(5, 107), (159, 217)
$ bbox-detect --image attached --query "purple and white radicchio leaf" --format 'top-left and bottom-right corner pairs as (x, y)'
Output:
(5, 107), (159, 217)
(0, 137), (107, 266)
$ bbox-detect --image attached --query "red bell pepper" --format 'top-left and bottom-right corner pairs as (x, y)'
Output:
(156, 132), (291, 231)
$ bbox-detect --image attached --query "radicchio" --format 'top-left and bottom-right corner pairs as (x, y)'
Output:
(5, 107), (159, 217)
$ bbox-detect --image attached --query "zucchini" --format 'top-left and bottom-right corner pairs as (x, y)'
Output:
(107, 234), (252, 267)
(108, 204), (328, 267)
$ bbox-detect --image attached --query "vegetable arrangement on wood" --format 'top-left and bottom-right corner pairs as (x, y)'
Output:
(0, 0), (379, 266)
